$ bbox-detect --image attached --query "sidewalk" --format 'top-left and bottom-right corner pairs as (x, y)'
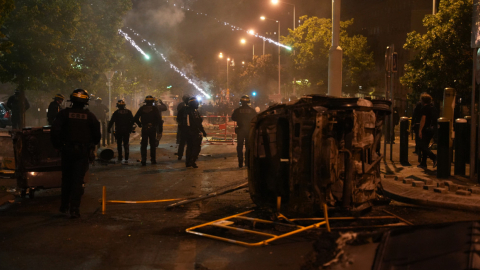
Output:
(380, 135), (480, 211)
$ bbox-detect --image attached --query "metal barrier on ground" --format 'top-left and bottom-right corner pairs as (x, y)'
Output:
(162, 115), (236, 145)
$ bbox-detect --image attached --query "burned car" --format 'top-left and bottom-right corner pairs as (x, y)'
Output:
(247, 95), (391, 215)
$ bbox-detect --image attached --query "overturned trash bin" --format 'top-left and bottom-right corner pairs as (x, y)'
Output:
(12, 126), (62, 198)
(248, 95), (391, 214)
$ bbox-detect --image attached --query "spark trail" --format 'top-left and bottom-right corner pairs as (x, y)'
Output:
(118, 29), (150, 60)
(166, 1), (292, 51)
(120, 29), (211, 99)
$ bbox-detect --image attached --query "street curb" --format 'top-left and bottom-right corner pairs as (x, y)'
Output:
(382, 178), (480, 212)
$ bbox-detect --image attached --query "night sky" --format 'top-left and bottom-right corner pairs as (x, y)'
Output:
(125, 0), (332, 82)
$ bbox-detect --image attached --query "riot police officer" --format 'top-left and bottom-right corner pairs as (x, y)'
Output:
(231, 95), (257, 168)
(90, 97), (109, 123)
(51, 89), (101, 218)
(107, 100), (134, 163)
(47, 94), (65, 125)
(154, 97), (168, 147)
(176, 95), (190, 160)
(134, 95), (160, 166)
(183, 97), (206, 168)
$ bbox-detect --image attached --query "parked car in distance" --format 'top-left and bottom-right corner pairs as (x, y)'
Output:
(0, 102), (12, 128)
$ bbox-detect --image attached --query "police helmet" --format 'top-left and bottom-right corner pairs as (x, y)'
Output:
(145, 95), (155, 104)
(54, 94), (65, 101)
(70, 89), (90, 104)
(188, 97), (199, 109)
(240, 95), (250, 105)
(182, 95), (190, 103)
(116, 99), (126, 108)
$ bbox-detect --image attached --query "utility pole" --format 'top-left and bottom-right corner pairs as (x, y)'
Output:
(328, 0), (343, 97)
(105, 71), (115, 120)
(278, 20), (281, 95)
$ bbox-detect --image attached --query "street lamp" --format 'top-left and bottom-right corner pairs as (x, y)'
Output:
(240, 38), (255, 60)
(227, 58), (231, 95)
(271, 0), (296, 95)
(270, 0), (295, 31)
(260, 16), (281, 95)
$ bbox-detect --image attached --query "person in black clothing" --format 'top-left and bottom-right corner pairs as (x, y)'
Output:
(411, 100), (423, 160)
(51, 89), (101, 218)
(134, 95), (160, 166)
(108, 100), (134, 163)
(418, 93), (437, 169)
(155, 97), (168, 147)
(232, 95), (257, 168)
(183, 97), (207, 168)
(176, 95), (190, 160)
(47, 94), (65, 125)
(90, 97), (109, 123)
(7, 89), (30, 129)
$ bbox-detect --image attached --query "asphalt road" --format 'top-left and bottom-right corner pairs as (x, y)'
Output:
(0, 136), (315, 270)
(1, 135), (480, 270)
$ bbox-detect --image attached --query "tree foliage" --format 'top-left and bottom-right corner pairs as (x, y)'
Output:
(231, 55), (278, 96)
(282, 16), (375, 94)
(401, 0), (472, 103)
(0, 0), (131, 93)
(0, 0), (14, 55)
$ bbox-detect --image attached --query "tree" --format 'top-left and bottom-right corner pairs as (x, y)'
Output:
(282, 16), (375, 94)
(401, 0), (472, 103)
(0, 0), (131, 92)
(233, 55), (278, 97)
(0, 0), (14, 57)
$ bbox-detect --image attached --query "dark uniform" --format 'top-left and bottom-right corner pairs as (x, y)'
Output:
(176, 95), (189, 160)
(108, 100), (134, 162)
(183, 97), (206, 168)
(155, 98), (168, 147)
(89, 98), (109, 123)
(7, 90), (30, 129)
(51, 89), (100, 218)
(47, 94), (65, 125)
(231, 96), (257, 168)
(134, 96), (160, 165)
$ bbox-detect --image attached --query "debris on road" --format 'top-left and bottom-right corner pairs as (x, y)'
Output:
(166, 182), (248, 209)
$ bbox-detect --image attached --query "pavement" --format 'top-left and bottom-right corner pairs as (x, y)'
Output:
(380, 135), (480, 211)
(0, 135), (316, 270)
(1, 130), (480, 269)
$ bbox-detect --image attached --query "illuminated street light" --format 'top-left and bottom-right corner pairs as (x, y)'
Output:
(248, 29), (255, 35)
(260, 16), (266, 20)
(219, 52), (223, 58)
(240, 38), (254, 60)
(242, 61), (245, 65)
(271, 0), (279, 4)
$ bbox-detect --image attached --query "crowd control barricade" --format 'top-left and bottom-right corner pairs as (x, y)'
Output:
(160, 115), (237, 145)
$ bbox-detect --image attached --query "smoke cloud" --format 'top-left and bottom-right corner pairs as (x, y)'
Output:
(126, 1), (185, 29)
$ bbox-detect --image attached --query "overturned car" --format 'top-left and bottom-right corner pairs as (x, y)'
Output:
(247, 95), (391, 215)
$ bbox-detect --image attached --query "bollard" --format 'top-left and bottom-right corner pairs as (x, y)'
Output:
(400, 117), (410, 166)
(102, 186), (106, 214)
(437, 118), (451, 178)
(465, 116), (471, 164)
(454, 118), (467, 175)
